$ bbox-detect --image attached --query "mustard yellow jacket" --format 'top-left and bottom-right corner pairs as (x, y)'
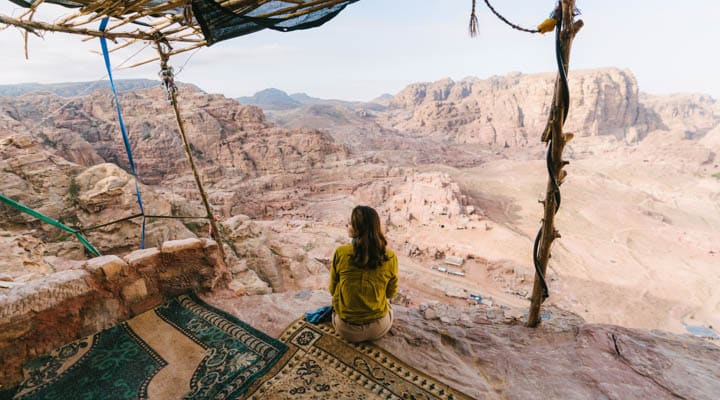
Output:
(329, 244), (398, 324)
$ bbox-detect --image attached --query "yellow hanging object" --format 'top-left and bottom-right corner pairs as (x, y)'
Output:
(537, 17), (557, 34)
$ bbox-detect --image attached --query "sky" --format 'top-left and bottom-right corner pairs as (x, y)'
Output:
(1, 0), (719, 101)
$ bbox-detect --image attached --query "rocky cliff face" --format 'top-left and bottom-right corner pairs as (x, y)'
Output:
(641, 92), (720, 137)
(0, 132), (81, 224)
(256, 68), (719, 160)
(1, 70), (718, 340)
(4, 243), (718, 399)
(207, 289), (720, 400)
(0, 79), (159, 97)
(0, 86), (348, 186)
(0, 131), (196, 259)
(380, 68), (717, 146)
(0, 86), (351, 297)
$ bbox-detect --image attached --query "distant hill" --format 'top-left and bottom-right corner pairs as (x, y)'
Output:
(288, 92), (323, 104)
(237, 88), (371, 111)
(237, 88), (301, 110)
(288, 92), (360, 108)
(370, 93), (394, 107)
(0, 79), (160, 97)
(237, 88), (394, 145)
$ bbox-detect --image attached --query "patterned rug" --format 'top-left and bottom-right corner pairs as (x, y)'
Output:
(12, 293), (286, 400)
(242, 319), (474, 400)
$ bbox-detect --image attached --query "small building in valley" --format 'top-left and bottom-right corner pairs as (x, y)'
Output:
(444, 255), (464, 267)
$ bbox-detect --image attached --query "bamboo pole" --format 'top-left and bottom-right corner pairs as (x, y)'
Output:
(254, 0), (351, 19)
(23, 10), (35, 59)
(104, 3), (187, 32)
(123, 42), (205, 69)
(0, 13), (149, 40)
(104, 37), (142, 53)
(3, 0), (351, 48)
(17, 0), (45, 20)
(527, 0), (583, 328)
(64, 0), (128, 27)
(157, 46), (229, 282)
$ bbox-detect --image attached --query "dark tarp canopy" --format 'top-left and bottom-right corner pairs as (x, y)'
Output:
(193, 0), (358, 45)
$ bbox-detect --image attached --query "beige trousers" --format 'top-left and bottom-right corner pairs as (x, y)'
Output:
(332, 308), (393, 343)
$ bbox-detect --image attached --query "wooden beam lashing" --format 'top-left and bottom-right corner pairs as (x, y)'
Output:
(527, 0), (583, 328)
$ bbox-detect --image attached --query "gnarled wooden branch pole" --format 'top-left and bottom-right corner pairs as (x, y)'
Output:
(0, 13), (147, 40)
(156, 45), (230, 287)
(527, 0), (583, 328)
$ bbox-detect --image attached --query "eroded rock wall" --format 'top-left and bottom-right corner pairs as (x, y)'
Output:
(0, 86), (348, 186)
(206, 290), (720, 400)
(382, 68), (719, 146)
(0, 133), (198, 257)
(0, 238), (226, 387)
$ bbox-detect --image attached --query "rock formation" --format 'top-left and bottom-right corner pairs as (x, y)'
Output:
(383, 69), (647, 145)
(1, 71), (719, 398)
(1, 68), (719, 339)
(206, 289), (720, 400)
(0, 233), (52, 283)
(641, 92), (719, 136)
(0, 238), (228, 386)
(0, 79), (159, 97)
(0, 132), (196, 257)
(0, 86), (348, 186)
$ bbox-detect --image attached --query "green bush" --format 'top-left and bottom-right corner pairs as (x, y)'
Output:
(68, 178), (80, 205)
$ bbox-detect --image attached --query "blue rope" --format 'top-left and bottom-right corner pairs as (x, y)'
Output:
(98, 18), (147, 248)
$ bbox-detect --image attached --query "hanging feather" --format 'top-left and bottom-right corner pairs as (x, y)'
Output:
(469, 0), (479, 37)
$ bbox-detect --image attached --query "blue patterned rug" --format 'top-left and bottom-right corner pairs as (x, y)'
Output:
(12, 293), (286, 400)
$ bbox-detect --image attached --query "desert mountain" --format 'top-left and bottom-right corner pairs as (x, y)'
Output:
(237, 87), (365, 110)
(0, 85), (347, 185)
(237, 88), (303, 110)
(1, 67), (718, 339)
(262, 68), (718, 150)
(0, 79), (160, 97)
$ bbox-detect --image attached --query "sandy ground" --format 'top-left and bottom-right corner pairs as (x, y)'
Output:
(393, 254), (530, 310)
(397, 136), (720, 335)
(257, 135), (718, 336)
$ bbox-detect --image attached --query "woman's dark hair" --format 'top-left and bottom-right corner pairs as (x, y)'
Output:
(350, 205), (388, 269)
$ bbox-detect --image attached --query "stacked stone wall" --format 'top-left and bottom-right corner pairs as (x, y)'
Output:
(0, 238), (226, 387)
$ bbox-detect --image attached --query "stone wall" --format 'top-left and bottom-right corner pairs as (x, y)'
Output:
(0, 238), (227, 387)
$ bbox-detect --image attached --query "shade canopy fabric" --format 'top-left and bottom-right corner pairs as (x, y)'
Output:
(2, 0), (358, 62)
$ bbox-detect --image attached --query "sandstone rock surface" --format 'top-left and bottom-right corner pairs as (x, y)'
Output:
(1, 68), (719, 338)
(205, 290), (720, 400)
(378, 68), (717, 148)
(0, 134), (199, 256)
(0, 239), (228, 386)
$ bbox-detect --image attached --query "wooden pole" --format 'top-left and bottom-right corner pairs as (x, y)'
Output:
(527, 0), (583, 328)
(123, 43), (205, 69)
(0, 13), (149, 40)
(157, 46), (229, 282)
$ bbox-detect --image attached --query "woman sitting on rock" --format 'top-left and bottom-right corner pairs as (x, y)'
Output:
(330, 205), (398, 342)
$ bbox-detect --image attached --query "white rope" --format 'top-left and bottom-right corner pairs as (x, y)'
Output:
(172, 47), (202, 77)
